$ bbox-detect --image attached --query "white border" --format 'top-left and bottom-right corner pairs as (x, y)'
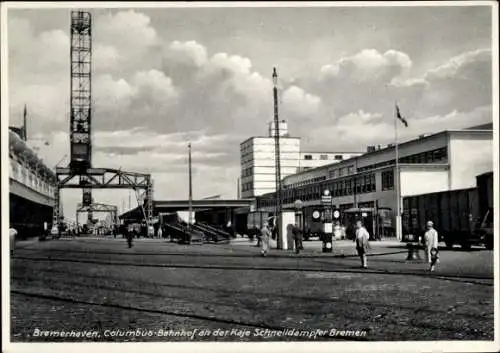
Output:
(1, 2), (499, 353)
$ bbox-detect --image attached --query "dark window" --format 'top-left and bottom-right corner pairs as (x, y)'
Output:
(362, 175), (367, 193)
(355, 177), (361, 194)
(346, 179), (352, 195)
(371, 173), (376, 192)
(304, 155), (313, 160)
(425, 151), (433, 163)
(381, 170), (394, 191)
(335, 155), (343, 160)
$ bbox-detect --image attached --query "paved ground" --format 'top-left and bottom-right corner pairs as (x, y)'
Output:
(10, 235), (494, 342)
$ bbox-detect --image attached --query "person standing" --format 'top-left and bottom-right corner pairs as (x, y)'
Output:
(10, 228), (17, 255)
(126, 227), (133, 248)
(292, 224), (304, 255)
(260, 221), (272, 257)
(424, 221), (439, 271)
(355, 220), (370, 268)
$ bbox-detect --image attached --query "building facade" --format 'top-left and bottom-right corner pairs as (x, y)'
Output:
(240, 120), (363, 198)
(298, 152), (363, 173)
(240, 136), (301, 198)
(256, 128), (493, 230)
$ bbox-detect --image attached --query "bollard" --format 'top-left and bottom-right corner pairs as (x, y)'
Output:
(322, 233), (333, 253)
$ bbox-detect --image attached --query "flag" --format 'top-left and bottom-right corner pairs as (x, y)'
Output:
(395, 104), (408, 127)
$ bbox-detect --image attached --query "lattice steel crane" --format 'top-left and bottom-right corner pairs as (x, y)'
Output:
(53, 11), (154, 233)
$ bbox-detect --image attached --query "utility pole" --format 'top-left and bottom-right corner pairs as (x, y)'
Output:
(272, 67), (283, 249)
(188, 142), (193, 231)
(394, 105), (402, 241)
(237, 177), (241, 199)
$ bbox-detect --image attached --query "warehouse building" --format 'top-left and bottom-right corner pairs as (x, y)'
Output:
(240, 120), (362, 198)
(256, 125), (493, 236)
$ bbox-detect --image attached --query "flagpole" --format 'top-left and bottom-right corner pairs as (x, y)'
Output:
(394, 103), (402, 241)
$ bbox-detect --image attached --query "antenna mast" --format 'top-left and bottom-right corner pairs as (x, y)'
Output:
(272, 67), (283, 248)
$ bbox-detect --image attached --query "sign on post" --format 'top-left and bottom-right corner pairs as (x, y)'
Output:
(321, 189), (332, 205)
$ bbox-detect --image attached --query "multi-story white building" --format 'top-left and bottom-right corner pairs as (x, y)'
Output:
(240, 121), (301, 198)
(257, 125), (493, 234)
(240, 121), (363, 198)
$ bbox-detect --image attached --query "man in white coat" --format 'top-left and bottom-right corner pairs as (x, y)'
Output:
(355, 220), (370, 268)
(424, 221), (439, 271)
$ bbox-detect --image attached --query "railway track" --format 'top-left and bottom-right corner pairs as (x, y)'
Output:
(12, 254), (493, 286)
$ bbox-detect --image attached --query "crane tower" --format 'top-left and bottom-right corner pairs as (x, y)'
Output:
(53, 11), (154, 233)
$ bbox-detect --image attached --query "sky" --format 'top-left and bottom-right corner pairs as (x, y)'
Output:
(6, 4), (494, 220)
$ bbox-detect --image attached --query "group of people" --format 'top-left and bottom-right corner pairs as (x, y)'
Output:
(258, 220), (305, 257)
(257, 218), (441, 271)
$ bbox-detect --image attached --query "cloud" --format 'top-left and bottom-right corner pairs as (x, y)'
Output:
(95, 10), (158, 49)
(9, 17), (69, 79)
(420, 48), (492, 115)
(320, 49), (412, 83)
(304, 105), (492, 152)
(425, 48), (491, 80)
(93, 10), (160, 75)
(282, 86), (322, 119)
(94, 74), (136, 110)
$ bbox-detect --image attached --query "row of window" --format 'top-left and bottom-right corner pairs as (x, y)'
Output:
(357, 147), (448, 173)
(241, 153), (254, 164)
(328, 165), (355, 179)
(284, 175), (327, 189)
(241, 181), (253, 192)
(303, 154), (344, 161)
(241, 167), (253, 178)
(284, 147), (448, 190)
(10, 160), (56, 196)
(258, 172), (377, 207)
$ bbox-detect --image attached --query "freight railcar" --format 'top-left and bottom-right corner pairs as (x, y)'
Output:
(403, 171), (494, 249)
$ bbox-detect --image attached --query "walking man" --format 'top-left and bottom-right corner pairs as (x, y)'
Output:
(126, 227), (133, 248)
(260, 221), (272, 257)
(355, 220), (370, 268)
(424, 221), (439, 271)
(292, 223), (304, 255)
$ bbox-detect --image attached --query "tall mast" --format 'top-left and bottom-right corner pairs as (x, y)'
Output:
(272, 67), (282, 248)
(188, 142), (193, 230)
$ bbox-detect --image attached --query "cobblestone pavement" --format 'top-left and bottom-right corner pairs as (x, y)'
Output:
(10, 236), (494, 342)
